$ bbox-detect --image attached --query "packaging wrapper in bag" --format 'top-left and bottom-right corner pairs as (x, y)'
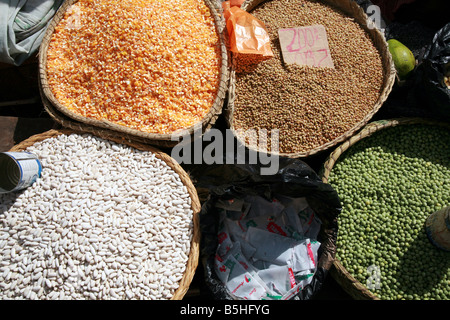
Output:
(0, 0), (64, 66)
(213, 195), (321, 299)
(222, 0), (273, 57)
(196, 158), (341, 300)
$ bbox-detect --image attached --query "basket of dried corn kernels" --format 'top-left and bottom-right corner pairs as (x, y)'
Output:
(0, 128), (201, 300)
(38, 0), (229, 148)
(225, 0), (396, 158)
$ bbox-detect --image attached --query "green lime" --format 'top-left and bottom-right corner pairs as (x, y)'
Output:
(387, 39), (415, 79)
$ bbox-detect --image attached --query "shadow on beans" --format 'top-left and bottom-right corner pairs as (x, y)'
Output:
(394, 229), (449, 297)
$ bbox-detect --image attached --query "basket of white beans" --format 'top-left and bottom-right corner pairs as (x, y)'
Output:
(0, 129), (201, 300)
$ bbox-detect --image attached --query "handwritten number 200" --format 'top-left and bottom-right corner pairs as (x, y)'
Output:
(285, 28), (329, 67)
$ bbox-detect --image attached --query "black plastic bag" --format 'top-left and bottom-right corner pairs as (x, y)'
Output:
(406, 23), (450, 120)
(385, 23), (450, 121)
(195, 158), (341, 300)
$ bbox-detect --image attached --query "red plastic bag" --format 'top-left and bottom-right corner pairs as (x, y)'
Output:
(222, 1), (273, 57)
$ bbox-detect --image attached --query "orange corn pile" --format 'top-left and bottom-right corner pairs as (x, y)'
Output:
(46, 0), (222, 135)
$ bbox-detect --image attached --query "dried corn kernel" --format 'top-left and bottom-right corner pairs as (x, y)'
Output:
(46, 0), (222, 135)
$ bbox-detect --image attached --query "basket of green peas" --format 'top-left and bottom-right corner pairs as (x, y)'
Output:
(321, 118), (450, 300)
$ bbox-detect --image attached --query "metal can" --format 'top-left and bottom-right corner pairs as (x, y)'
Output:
(0, 152), (42, 194)
(425, 206), (450, 252)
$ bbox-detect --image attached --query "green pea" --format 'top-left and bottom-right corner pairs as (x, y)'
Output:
(329, 124), (450, 300)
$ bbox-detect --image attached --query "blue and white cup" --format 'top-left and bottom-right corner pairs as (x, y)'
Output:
(0, 152), (42, 193)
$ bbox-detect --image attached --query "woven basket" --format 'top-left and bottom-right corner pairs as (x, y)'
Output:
(9, 128), (202, 300)
(320, 117), (450, 300)
(225, 0), (396, 158)
(38, 0), (229, 148)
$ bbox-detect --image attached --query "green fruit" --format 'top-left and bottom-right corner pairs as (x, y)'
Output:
(387, 39), (415, 79)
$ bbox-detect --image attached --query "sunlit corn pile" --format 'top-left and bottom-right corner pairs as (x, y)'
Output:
(233, 0), (384, 154)
(46, 0), (222, 135)
(328, 124), (450, 300)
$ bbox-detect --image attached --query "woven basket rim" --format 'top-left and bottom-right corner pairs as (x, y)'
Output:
(320, 117), (450, 300)
(226, 0), (396, 158)
(39, 83), (180, 148)
(38, 0), (229, 144)
(9, 128), (202, 300)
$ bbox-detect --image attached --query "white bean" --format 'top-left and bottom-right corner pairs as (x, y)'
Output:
(0, 134), (193, 300)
